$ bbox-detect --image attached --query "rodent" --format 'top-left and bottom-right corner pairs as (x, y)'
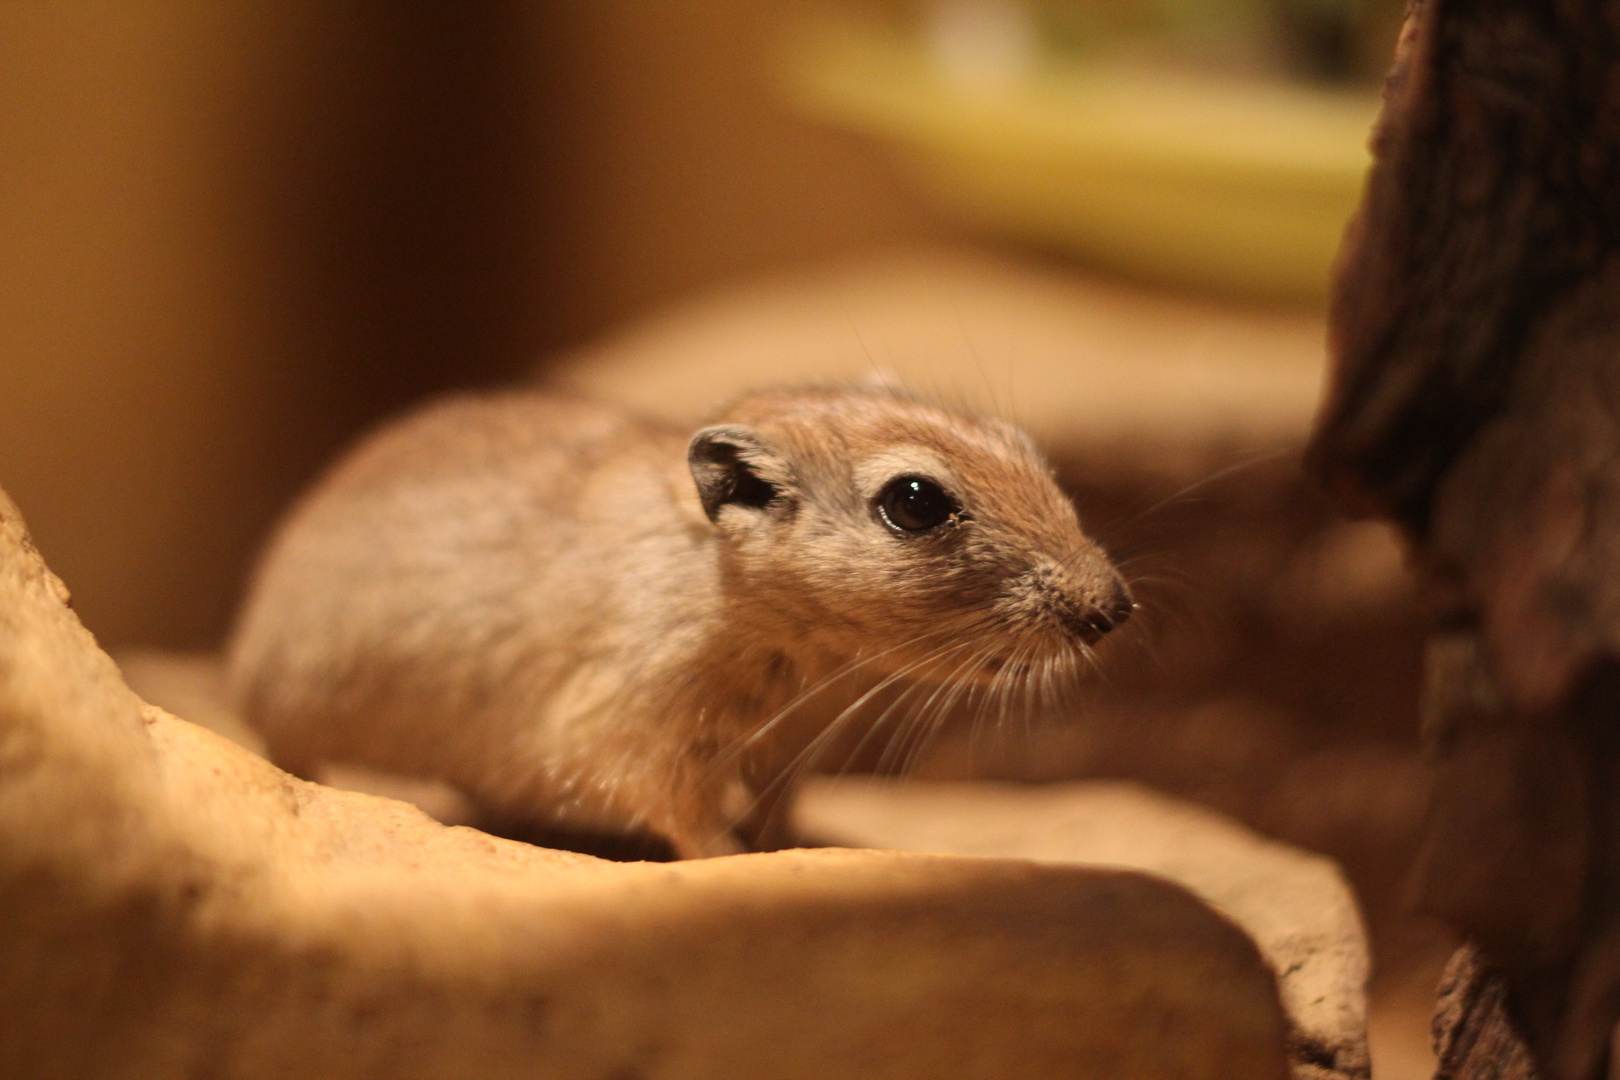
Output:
(226, 384), (1133, 858)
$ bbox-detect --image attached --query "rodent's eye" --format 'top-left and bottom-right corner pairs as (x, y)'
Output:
(877, 476), (961, 534)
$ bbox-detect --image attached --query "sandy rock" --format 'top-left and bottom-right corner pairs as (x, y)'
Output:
(0, 484), (1296, 1077)
(114, 648), (268, 755)
(117, 650), (483, 828)
(545, 247), (1326, 455)
(798, 777), (1372, 1080)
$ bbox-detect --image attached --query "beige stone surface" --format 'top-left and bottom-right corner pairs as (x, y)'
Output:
(0, 486), (1301, 1077)
(116, 650), (483, 828)
(797, 777), (1372, 1080)
(546, 247), (1327, 455)
(115, 648), (267, 756)
(116, 664), (1382, 1079)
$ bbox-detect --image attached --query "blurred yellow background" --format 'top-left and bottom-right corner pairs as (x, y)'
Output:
(0, 0), (1399, 650)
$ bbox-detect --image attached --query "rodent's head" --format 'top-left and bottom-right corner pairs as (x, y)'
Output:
(688, 385), (1132, 680)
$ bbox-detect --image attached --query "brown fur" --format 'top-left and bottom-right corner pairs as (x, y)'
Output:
(226, 386), (1130, 857)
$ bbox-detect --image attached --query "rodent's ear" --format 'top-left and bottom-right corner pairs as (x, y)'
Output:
(688, 426), (792, 525)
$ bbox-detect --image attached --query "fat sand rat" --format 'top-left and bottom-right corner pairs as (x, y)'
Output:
(227, 384), (1133, 857)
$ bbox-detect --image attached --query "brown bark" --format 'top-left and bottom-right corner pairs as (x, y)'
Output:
(1433, 945), (1541, 1080)
(1310, 2), (1620, 1078)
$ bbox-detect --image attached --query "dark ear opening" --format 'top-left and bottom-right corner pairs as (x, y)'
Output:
(688, 426), (789, 524)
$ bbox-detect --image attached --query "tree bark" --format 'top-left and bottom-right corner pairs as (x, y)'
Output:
(1310, 2), (1620, 1078)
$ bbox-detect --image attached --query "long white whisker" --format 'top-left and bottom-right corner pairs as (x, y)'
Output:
(807, 634), (987, 779)
(726, 635), (986, 828)
(1094, 446), (1295, 540)
(701, 625), (963, 786)
(879, 636), (999, 777)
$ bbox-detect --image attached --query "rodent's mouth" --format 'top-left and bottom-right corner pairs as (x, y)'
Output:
(889, 603), (1126, 686)
(969, 610), (1130, 684)
(1052, 594), (1134, 645)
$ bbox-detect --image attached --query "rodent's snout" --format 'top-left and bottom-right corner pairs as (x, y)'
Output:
(1057, 578), (1134, 644)
(1006, 559), (1134, 647)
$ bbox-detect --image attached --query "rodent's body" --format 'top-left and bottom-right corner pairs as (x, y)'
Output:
(228, 387), (1130, 857)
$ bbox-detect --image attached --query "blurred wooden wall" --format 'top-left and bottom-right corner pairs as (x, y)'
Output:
(0, 1), (940, 649)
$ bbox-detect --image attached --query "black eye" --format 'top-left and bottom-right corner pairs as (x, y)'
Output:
(877, 476), (960, 533)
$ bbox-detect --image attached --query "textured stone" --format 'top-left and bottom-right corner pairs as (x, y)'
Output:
(798, 777), (1371, 1080)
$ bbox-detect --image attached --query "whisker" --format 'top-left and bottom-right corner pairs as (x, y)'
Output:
(726, 634), (987, 830)
(895, 639), (1002, 777)
(701, 625), (964, 785)
(881, 634), (1005, 778)
(1091, 446), (1297, 541)
(815, 634), (989, 778)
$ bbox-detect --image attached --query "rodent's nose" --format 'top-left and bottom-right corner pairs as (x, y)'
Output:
(1071, 580), (1133, 643)
(1101, 581), (1134, 630)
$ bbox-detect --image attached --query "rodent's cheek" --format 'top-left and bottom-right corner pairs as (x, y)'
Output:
(993, 564), (1066, 622)
(797, 559), (939, 636)
(883, 558), (1010, 631)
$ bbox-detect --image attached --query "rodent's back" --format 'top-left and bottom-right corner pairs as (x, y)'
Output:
(226, 393), (711, 799)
